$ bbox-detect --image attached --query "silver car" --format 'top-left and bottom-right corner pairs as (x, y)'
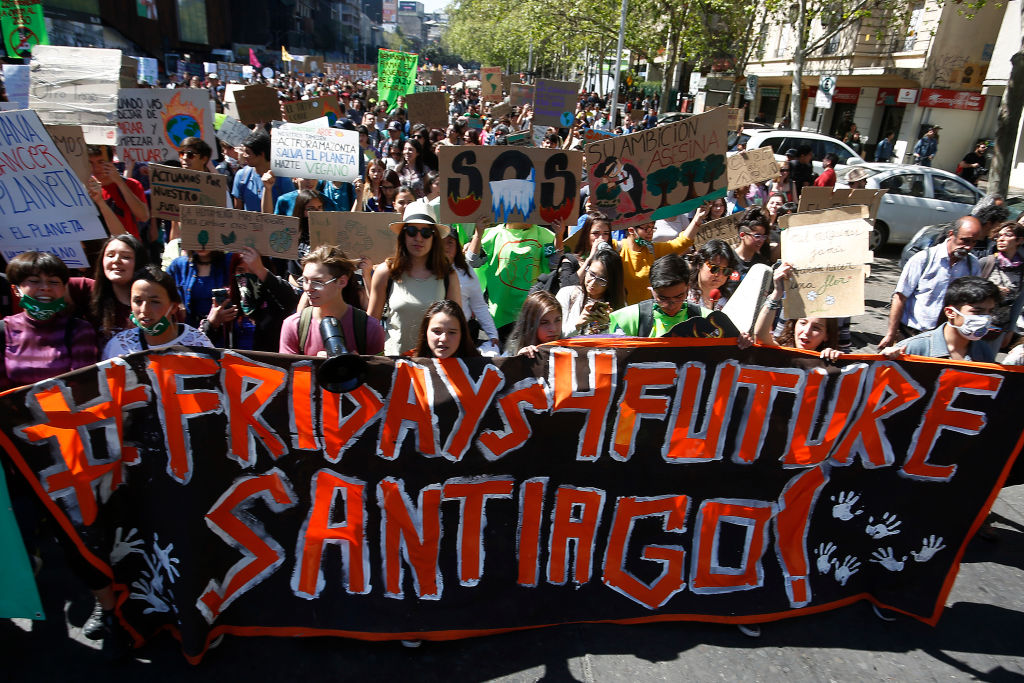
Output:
(836, 163), (983, 249)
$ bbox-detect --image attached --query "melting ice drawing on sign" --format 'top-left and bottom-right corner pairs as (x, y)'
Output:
(490, 169), (536, 223)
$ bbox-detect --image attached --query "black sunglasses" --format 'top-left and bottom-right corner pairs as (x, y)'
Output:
(179, 150), (198, 158)
(403, 225), (435, 238)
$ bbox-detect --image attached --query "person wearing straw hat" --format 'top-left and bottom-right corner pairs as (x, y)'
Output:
(368, 201), (461, 355)
(845, 166), (870, 189)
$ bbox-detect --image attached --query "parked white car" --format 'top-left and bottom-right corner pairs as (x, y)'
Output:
(729, 129), (863, 174)
(835, 163), (983, 248)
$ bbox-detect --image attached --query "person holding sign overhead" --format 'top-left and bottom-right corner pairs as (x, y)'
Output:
(753, 262), (842, 360)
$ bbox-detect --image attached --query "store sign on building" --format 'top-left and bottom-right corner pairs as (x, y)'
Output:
(919, 88), (984, 111)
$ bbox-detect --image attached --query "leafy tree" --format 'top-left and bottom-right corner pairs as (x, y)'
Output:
(646, 166), (680, 207)
(677, 158), (707, 200)
(703, 154), (727, 191)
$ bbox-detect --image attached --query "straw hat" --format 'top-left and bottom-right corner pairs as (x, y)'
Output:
(845, 167), (871, 183)
(388, 201), (451, 238)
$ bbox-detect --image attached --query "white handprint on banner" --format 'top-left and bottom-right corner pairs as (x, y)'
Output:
(870, 547), (907, 572)
(110, 527), (144, 564)
(865, 513), (902, 539)
(815, 542), (837, 574)
(830, 491), (863, 521)
(910, 535), (946, 563)
(834, 555), (860, 586)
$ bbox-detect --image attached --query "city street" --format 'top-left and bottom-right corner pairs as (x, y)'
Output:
(3, 243), (1023, 681)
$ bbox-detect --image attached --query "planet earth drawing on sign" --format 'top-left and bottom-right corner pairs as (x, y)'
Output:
(165, 115), (202, 147)
(560, 111), (573, 127)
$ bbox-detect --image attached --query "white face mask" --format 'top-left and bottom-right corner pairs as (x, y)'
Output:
(947, 309), (995, 341)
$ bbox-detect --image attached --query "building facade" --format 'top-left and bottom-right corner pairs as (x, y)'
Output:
(744, 0), (1007, 172)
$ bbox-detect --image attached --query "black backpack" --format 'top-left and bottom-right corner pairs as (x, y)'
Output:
(529, 253), (580, 296)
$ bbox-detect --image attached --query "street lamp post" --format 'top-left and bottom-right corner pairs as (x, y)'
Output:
(608, 0), (628, 126)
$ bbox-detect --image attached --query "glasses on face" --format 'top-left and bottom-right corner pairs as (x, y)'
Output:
(180, 150), (198, 159)
(585, 268), (608, 287)
(742, 232), (767, 241)
(403, 225), (436, 239)
(652, 291), (687, 305)
(381, 184), (397, 190)
(705, 263), (733, 276)
(297, 276), (338, 291)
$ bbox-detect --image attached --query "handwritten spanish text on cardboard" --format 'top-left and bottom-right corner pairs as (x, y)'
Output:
(179, 205), (300, 259)
(585, 107), (729, 229)
(149, 164), (229, 220)
(116, 89), (216, 164)
(726, 146), (779, 190)
(797, 186), (888, 219)
(271, 125), (360, 182)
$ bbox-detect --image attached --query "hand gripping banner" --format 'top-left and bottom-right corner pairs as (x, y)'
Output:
(0, 339), (1021, 663)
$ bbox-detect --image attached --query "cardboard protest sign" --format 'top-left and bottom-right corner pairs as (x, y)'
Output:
(233, 85), (281, 125)
(149, 164), (229, 220)
(533, 79), (579, 128)
(726, 146), (780, 190)
(489, 102), (512, 119)
(510, 83), (534, 108)
(0, 110), (107, 253)
(214, 114), (252, 149)
(29, 45), (122, 125)
(439, 146), (583, 227)
(116, 89), (216, 164)
(179, 205), (300, 259)
(426, 70), (443, 86)
(377, 48), (418, 112)
(781, 206), (872, 318)
(532, 125), (547, 147)
(691, 212), (743, 250)
(283, 95), (343, 124)
(271, 124), (359, 182)
(3, 340), (1021, 662)
(481, 66), (503, 103)
(797, 186), (887, 219)
(405, 91), (449, 130)
(582, 128), (617, 144)
(586, 107), (729, 229)
(727, 108), (743, 130)
(1, 241), (89, 269)
(308, 211), (397, 264)
(444, 73), (463, 86)
(43, 124), (91, 184)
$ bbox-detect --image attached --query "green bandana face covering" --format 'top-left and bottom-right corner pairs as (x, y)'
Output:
(19, 294), (67, 321)
(635, 237), (655, 254)
(130, 312), (171, 336)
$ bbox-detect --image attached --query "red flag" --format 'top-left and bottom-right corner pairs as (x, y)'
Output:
(249, 48), (261, 69)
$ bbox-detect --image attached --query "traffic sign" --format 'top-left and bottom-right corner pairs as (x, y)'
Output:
(816, 75), (835, 109)
(744, 75), (758, 101)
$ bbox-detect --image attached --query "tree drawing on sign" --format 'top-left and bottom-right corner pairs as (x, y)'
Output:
(703, 153), (727, 191)
(677, 159), (707, 200)
(646, 166), (680, 208)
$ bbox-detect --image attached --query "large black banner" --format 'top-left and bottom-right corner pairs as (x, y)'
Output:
(1, 339), (1021, 663)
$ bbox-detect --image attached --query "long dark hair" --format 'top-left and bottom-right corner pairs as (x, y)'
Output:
(688, 239), (738, 296)
(775, 317), (840, 350)
(375, 169), (400, 211)
(446, 229), (471, 276)
(584, 247), (625, 310)
(91, 234), (149, 339)
(387, 224), (451, 280)
(413, 299), (480, 358)
(504, 290), (561, 355)
(573, 211), (612, 257)
(292, 189), (324, 243)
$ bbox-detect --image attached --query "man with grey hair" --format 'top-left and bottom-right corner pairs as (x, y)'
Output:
(879, 215), (984, 349)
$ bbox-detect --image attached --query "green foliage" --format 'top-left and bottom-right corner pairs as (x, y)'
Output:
(677, 158), (707, 200)
(646, 166), (680, 206)
(703, 154), (726, 191)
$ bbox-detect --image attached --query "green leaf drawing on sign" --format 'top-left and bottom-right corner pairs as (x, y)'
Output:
(198, 230), (209, 249)
(220, 231), (237, 245)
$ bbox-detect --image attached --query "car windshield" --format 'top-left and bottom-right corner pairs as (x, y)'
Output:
(728, 133), (751, 151)
(837, 166), (881, 182)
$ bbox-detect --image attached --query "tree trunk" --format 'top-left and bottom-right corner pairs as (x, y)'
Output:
(790, 0), (807, 129)
(660, 13), (678, 114)
(598, 43), (607, 97)
(989, 4), (1024, 196)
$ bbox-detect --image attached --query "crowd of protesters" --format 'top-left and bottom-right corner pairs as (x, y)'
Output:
(3, 64), (1024, 658)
